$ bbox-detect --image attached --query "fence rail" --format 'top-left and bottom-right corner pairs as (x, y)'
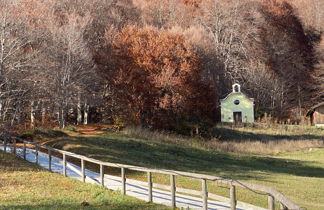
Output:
(1, 136), (301, 210)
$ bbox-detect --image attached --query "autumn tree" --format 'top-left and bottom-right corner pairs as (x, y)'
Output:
(255, 0), (318, 121)
(0, 0), (321, 131)
(104, 26), (215, 129)
(314, 37), (324, 100)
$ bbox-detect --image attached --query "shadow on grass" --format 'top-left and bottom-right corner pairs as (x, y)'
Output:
(20, 129), (68, 141)
(210, 127), (324, 142)
(0, 151), (41, 172)
(2, 203), (163, 210)
(0, 151), (168, 210)
(48, 135), (324, 181)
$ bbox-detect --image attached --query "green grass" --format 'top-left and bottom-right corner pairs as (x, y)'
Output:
(20, 126), (324, 210)
(211, 124), (324, 141)
(0, 151), (169, 210)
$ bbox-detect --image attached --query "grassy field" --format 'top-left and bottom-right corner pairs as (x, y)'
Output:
(18, 125), (324, 210)
(123, 125), (324, 154)
(0, 151), (169, 210)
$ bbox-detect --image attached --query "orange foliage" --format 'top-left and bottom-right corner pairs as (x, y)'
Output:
(257, 0), (319, 109)
(107, 26), (215, 128)
(260, 0), (293, 17)
(180, 0), (202, 7)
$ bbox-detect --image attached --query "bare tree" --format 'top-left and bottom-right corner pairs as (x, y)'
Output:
(0, 0), (47, 128)
(44, 13), (95, 128)
(197, 0), (257, 95)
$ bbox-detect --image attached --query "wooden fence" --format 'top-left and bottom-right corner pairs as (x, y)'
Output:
(0, 136), (301, 210)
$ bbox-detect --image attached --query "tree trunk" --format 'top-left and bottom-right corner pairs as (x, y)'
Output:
(16, 108), (21, 124)
(0, 101), (2, 119)
(60, 107), (66, 128)
(11, 108), (18, 126)
(297, 85), (302, 124)
(2, 104), (9, 122)
(77, 93), (82, 125)
(41, 101), (46, 125)
(30, 100), (35, 128)
(59, 104), (66, 129)
(57, 110), (60, 127)
(195, 125), (199, 136)
(83, 103), (89, 125)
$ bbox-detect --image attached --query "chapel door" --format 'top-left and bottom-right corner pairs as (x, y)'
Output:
(233, 112), (242, 124)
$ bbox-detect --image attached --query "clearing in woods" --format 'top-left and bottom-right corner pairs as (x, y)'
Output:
(18, 124), (324, 210)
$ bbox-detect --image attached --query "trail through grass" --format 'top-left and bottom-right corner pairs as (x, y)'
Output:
(0, 151), (169, 210)
(20, 125), (324, 210)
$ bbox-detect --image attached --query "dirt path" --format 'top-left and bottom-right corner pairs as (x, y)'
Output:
(72, 124), (114, 136)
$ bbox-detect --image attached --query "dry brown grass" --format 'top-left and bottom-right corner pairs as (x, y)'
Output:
(123, 125), (324, 155)
(204, 139), (324, 155)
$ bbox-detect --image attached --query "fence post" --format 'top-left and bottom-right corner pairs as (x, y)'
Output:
(63, 154), (67, 177)
(4, 138), (7, 152)
(121, 168), (126, 195)
(100, 164), (104, 187)
(35, 145), (39, 164)
(23, 142), (26, 160)
(202, 179), (208, 210)
(280, 203), (288, 210)
(230, 184), (236, 210)
(48, 149), (52, 171)
(170, 175), (176, 208)
(81, 159), (85, 182)
(13, 138), (16, 155)
(147, 172), (153, 202)
(268, 195), (275, 210)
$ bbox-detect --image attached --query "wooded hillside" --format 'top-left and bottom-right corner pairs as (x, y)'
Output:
(0, 0), (323, 133)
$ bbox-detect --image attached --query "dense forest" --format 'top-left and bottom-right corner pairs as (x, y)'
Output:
(0, 0), (323, 133)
